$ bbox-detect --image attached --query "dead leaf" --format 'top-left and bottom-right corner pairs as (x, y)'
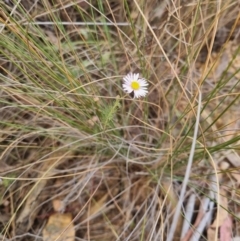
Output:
(207, 226), (217, 241)
(220, 216), (232, 241)
(225, 152), (240, 167)
(232, 237), (240, 241)
(231, 171), (240, 185)
(211, 190), (228, 228)
(42, 213), (75, 241)
(16, 151), (70, 232)
(83, 193), (108, 221)
(207, 189), (229, 241)
(219, 157), (240, 185)
(53, 199), (65, 213)
(219, 161), (230, 170)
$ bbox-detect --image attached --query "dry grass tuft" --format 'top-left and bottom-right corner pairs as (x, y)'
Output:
(0, 0), (240, 240)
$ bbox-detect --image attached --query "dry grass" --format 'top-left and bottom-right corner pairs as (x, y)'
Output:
(0, 0), (240, 240)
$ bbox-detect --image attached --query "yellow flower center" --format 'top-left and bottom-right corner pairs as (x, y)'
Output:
(131, 81), (140, 90)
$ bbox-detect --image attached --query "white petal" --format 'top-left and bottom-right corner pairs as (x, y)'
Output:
(122, 84), (133, 93)
(134, 88), (148, 98)
(122, 72), (148, 98)
(138, 79), (148, 86)
(133, 73), (139, 80)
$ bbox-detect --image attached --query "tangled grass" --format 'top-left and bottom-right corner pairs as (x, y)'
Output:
(0, 0), (240, 240)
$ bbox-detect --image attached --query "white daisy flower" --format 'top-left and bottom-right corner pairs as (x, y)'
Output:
(122, 73), (148, 98)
